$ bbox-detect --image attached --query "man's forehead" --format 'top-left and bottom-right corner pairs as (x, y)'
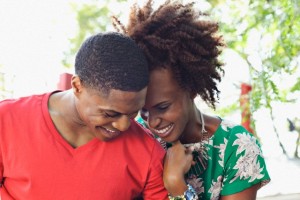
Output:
(98, 88), (147, 113)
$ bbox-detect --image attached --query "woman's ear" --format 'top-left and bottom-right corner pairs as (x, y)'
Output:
(71, 75), (83, 94)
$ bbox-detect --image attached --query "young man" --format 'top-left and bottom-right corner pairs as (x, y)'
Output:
(0, 32), (168, 199)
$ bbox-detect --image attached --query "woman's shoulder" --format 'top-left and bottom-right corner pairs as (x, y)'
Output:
(211, 118), (259, 146)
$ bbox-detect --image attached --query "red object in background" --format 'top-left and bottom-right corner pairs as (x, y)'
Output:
(57, 73), (72, 90)
(240, 83), (254, 134)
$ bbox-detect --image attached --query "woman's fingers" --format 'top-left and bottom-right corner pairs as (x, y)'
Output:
(171, 140), (181, 146)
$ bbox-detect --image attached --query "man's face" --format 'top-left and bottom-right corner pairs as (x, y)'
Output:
(74, 83), (147, 142)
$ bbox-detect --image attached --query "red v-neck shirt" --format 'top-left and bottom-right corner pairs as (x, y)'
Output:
(0, 92), (168, 199)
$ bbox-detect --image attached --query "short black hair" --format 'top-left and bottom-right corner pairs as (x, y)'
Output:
(75, 32), (149, 93)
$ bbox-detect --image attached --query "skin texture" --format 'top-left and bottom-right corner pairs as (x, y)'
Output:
(220, 183), (260, 200)
(163, 141), (193, 195)
(49, 75), (147, 148)
(142, 68), (260, 199)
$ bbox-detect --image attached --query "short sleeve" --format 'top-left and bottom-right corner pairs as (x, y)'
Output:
(221, 126), (270, 195)
(0, 101), (5, 186)
(142, 141), (168, 200)
(0, 139), (3, 187)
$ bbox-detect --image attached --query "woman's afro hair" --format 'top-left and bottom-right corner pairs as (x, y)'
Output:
(113, 0), (225, 109)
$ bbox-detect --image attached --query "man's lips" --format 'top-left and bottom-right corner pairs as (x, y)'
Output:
(97, 126), (121, 138)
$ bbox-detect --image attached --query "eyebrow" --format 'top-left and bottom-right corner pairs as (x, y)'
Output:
(104, 109), (140, 116)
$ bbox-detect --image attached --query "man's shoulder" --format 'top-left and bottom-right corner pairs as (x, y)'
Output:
(0, 92), (52, 116)
(129, 120), (156, 139)
(0, 92), (50, 104)
(126, 120), (165, 151)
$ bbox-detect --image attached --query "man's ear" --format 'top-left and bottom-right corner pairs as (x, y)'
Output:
(71, 75), (83, 94)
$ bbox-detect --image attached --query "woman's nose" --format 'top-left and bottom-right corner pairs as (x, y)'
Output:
(147, 114), (161, 129)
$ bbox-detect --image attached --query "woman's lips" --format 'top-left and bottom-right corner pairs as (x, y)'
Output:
(152, 123), (174, 138)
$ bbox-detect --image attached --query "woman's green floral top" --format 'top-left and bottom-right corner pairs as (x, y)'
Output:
(136, 117), (271, 199)
(180, 119), (270, 199)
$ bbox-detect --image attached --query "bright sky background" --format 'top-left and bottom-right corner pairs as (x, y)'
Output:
(0, 0), (298, 128)
(0, 0), (244, 96)
(0, 0), (79, 97)
(0, 0), (298, 123)
(0, 0), (140, 96)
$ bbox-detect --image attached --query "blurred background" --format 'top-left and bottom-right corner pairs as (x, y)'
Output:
(0, 0), (299, 199)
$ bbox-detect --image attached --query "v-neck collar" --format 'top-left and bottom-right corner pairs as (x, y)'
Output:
(42, 91), (100, 155)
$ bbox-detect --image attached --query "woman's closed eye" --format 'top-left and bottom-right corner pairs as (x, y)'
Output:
(140, 108), (149, 121)
(156, 103), (170, 111)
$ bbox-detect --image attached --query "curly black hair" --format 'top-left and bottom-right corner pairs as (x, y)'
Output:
(113, 0), (225, 109)
(75, 32), (149, 94)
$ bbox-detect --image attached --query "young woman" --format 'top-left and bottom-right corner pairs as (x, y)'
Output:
(114, 1), (270, 199)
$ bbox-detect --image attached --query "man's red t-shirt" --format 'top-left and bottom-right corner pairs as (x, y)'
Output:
(0, 92), (168, 199)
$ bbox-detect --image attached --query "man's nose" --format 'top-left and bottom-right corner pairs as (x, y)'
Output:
(112, 115), (131, 132)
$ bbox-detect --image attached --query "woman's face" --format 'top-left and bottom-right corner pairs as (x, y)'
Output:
(141, 67), (194, 143)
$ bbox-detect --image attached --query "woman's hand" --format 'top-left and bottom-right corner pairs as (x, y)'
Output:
(163, 140), (194, 196)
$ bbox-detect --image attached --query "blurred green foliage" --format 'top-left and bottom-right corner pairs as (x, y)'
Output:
(212, 0), (299, 111)
(63, 0), (300, 136)
(62, 0), (126, 68)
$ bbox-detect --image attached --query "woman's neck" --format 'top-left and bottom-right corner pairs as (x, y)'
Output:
(180, 104), (221, 144)
(180, 104), (203, 144)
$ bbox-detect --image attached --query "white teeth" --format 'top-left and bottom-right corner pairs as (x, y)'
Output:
(104, 128), (117, 133)
(154, 124), (173, 135)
